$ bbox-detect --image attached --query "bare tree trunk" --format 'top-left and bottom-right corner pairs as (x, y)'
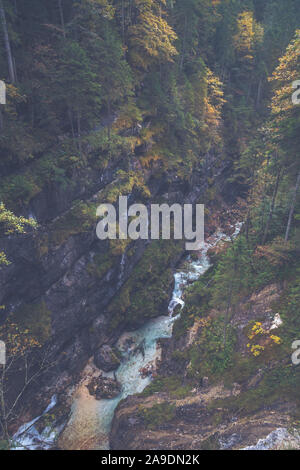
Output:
(121, 0), (125, 42)
(224, 279), (234, 348)
(68, 108), (75, 140)
(285, 170), (300, 243)
(262, 167), (282, 244)
(256, 78), (262, 108)
(246, 74), (253, 104)
(179, 14), (187, 71)
(0, 0), (16, 84)
(245, 208), (251, 242)
(13, 55), (18, 82)
(0, 107), (3, 132)
(107, 98), (112, 139)
(58, 0), (66, 38)
(77, 110), (82, 154)
(0, 348), (55, 445)
(0, 365), (9, 441)
(129, 0), (132, 25)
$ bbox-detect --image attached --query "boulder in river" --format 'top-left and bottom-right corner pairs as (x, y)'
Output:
(172, 303), (182, 317)
(87, 376), (121, 400)
(94, 345), (121, 372)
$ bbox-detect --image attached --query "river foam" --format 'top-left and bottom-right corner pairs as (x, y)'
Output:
(15, 225), (242, 450)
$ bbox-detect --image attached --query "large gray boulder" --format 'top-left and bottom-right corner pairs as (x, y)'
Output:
(87, 376), (121, 400)
(94, 345), (121, 372)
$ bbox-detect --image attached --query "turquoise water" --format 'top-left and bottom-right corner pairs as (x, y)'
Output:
(14, 225), (242, 449)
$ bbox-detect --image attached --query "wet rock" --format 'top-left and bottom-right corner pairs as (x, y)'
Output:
(231, 382), (241, 396)
(202, 377), (209, 388)
(117, 333), (135, 354)
(219, 433), (242, 450)
(94, 345), (121, 372)
(172, 304), (182, 317)
(89, 315), (109, 351)
(87, 376), (121, 400)
(247, 369), (264, 389)
(133, 339), (146, 358)
(2, 154), (224, 432)
(243, 428), (300, 450)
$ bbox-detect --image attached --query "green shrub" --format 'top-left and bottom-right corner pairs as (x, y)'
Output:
(139, 402), (176, 429)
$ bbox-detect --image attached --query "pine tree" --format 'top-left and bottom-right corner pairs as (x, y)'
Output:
(128, 0), (178, 71)
(211, 236), (252, 346)
(0, 0), (16, 83)
(54, 40), (102, 144)
(269, 30), (300, 241)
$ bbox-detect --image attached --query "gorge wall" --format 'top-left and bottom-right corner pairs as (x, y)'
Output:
(0, 0), (299, 448)
(0, 142), (227, 430)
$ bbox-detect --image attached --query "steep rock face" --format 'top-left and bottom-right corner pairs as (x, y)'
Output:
(0, 149), (225, 429)
(110, 388), (294, 450)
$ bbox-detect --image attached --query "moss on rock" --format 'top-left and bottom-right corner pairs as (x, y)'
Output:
(107, 238), (183, 330)
(13, 301), (51, 344)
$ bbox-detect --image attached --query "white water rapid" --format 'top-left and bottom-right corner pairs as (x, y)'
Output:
(15, 224), (242, 450)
